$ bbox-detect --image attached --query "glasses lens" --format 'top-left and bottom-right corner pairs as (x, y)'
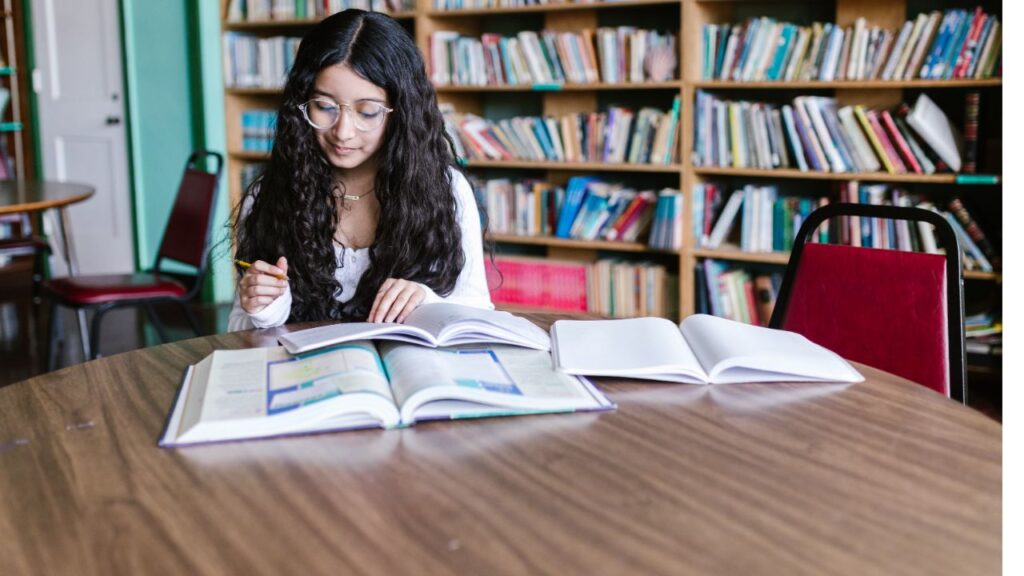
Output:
(304, 98), (339, 130)
(352, 101), (388, 131)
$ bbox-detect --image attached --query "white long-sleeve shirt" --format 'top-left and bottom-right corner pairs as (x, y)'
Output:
(228, 168), (493, 331)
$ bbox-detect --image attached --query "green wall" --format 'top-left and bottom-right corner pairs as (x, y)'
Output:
(121, 0), (231, 303)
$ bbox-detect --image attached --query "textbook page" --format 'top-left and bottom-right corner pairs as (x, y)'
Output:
(379, 342), (612, 423)
(278, 303), (551, 353)
(165, 343), (401, 446)
(551, 317), (708, 383)
(680, 314), (863, 384)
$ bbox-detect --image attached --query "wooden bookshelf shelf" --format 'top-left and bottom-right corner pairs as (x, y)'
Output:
(693, 167), (974, 184)
(436, 81), (682, 93)
(223, 11), (415, 30)
(465, 159), (683, 173)
(691, 249), (789, 266)
(226, 87), (283, 96)
(426, 0), (679, 17)
(693, 79), (1003, 90)
(229, 150), (269, 161)
(488, 234), (669, 253)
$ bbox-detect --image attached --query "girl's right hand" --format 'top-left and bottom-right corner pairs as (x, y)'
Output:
(239, 256), (289, 314)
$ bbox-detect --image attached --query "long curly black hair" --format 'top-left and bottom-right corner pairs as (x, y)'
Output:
(232, 9), (464, 321)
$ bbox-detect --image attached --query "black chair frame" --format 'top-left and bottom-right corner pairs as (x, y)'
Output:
(768, 202), (966, 404)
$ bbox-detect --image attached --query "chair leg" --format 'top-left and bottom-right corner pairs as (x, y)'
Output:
(143, 303), (171, 343)
(77, 309), (91, 361)
(89, 308), (109, 360)
(180, 301), (203, 336)
(48, 301), (62, 372)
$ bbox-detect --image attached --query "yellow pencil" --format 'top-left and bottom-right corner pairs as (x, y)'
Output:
(235, 260), (287, 280)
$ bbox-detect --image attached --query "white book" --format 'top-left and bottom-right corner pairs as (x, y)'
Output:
(881, 21), (913, 80)
(552, 315), (864, 385)
(903, 11), (941, 80)
(278, 303), (552, 354)
(894, 13), (928, 80)
(799, 96), (846, 172)
(706, 189), (744, 249)
(905, 93), (963, 172)
(781, 105), (809, 171)
(837, 105), (882, 172)
(159, 341), (613, 447)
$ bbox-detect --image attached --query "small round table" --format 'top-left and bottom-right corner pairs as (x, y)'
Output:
(0, 180), (95, 275)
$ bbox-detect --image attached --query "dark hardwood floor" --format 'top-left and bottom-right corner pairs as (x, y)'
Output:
(0, 261), (1003, 422)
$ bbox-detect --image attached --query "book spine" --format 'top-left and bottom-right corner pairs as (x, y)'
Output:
(963, 91), (980, 174)
(948, 197), (997, 263)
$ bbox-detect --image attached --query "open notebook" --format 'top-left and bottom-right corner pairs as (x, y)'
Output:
(552, 314), (863, 384)
(160, 341), (613, 447)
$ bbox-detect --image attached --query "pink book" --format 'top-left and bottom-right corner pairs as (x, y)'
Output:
(879, 110), (923, 174)
(865, 110), (907, 173)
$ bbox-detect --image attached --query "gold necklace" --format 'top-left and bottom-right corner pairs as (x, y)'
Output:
(342, 189), (374, 202)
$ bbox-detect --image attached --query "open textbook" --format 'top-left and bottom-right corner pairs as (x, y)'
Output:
(552, 314), (863, 384)
(278, 303), (551, 354)
(160, 341), (612, 447)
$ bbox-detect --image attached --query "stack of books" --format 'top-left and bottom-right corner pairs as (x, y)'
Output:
(694, 183), (831, 253)
(693, 92), (967, 173)
(223, 34), (302, 88)
(240, 110), (277, 152)
(472, 175), (673, 244)
(227, 0), (413, 21)
(445, 97), (680, 165)
(965, 312), (1002, 357)
(488, 256), (678, 318)
(702, 8), (1001, 82)
(430, 28), (676, 86)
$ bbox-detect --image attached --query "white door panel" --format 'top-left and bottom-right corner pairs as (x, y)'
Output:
(33, 0), (133, 276)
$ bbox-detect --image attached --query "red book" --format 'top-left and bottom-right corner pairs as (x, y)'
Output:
(865, 110), (907, 173)
(954, 8), (987, 79)
(880, 110), (923, 174)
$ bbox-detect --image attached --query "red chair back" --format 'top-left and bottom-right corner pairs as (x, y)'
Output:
(154, 152), (223, 271)
(770, 203), (966, 403)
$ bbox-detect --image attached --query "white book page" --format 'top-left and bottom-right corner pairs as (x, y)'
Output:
(552, 318), (707, 384)
(197, 347), (289, 423)
(278, 322), (433, 353)
(407, 303), (551, 350)
(680, 314), (863, 384)
(265, 342), (395, 415)
(380, 343), (603, 423)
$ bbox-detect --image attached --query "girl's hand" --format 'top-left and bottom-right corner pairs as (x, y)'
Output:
(239, 257), (289, 314)
(369, 278), (426, 323)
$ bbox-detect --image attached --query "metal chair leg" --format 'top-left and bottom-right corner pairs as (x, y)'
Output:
(76, 309), (91, 360)
(180, 301), (203, 336)
(88, 308), (109, 360)
(143, 303), (171, 343)
(48, 301), (62, 372)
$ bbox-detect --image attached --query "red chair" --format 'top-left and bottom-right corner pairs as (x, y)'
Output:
(769, 203), (966, 404)
(42, 151), (223, 366)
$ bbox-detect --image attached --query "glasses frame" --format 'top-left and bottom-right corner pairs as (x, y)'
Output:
(297, 97), (394, 132)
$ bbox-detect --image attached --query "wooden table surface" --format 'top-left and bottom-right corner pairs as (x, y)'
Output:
(0, 180), (95, 216)
(0, 314), (1001, 575)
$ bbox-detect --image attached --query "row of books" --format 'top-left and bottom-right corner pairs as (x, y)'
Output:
(692, 91), (966, 174)
(226, 0), (412, 21)
(429, 28), (676, 86)
(694, 183), (830, 253)
(486, 255), (678, 319)
(702, 8), (1001, 82)
(444, 97), (680, 165)
(965, 312), (1001, 357)
(240, 110), (278, 153)
(695, 180), (999, 272)
(223, 34), (301, 89)
(696, 260), (781, 327)
(472, 175), (678, 245)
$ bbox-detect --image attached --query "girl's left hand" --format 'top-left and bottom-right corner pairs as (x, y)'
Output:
(369, 278), (426, 323)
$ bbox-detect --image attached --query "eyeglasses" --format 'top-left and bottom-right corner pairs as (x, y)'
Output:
(297, 97), (393, 132)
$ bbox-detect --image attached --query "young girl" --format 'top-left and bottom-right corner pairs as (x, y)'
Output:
(228, 9), (492, 331)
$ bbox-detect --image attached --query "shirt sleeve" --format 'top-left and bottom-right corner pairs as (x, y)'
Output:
(417, 169), (494, 310)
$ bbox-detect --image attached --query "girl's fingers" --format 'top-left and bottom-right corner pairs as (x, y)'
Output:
(382, 285), (416, 323)
(370, 278), (399, 322)
(395, 287), (425, 323)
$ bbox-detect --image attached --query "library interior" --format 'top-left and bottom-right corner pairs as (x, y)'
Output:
(0, 0), (1011, 574)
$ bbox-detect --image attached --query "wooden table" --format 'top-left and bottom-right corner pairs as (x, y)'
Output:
(0, 179), (94, 276)
(0, 315), (1001, 575)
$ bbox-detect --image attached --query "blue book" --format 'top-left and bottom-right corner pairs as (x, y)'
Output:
(531, 118), (555, 160)
(734, 19), (761, 80)
(922, 11), (957, 79)
(939, 11), (970, 79)
(781, 105), (808, 172)
(556, 176), (598, 238)
(765, 25), (796, 81)
(966, 16), (996, 78)
(714, 25), (730, 79)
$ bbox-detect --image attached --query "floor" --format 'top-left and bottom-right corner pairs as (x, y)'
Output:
(0, 263), (1003, 422)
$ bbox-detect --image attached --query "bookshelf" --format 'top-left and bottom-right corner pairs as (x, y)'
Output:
(0, 0), (31, 181)
(218, 0), (1002, 330)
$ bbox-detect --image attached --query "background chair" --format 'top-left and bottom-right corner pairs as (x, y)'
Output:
(769, 202), (966, 404)
(42, 151), (223, 367)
